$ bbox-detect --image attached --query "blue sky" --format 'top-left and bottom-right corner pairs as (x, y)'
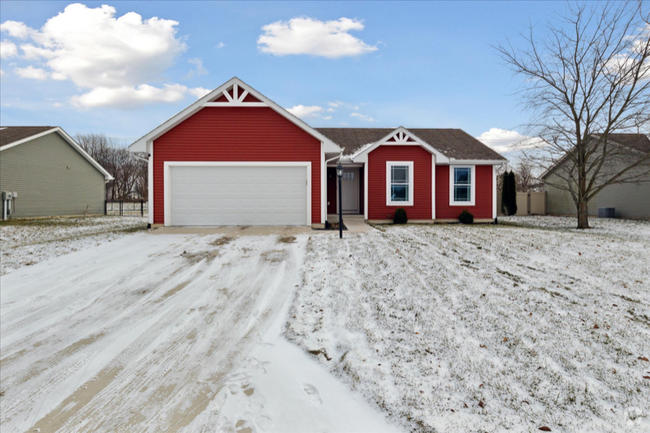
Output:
(0, 1), (572, 150)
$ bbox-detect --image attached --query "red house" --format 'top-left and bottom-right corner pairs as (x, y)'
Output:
(129, 78), (506, 227)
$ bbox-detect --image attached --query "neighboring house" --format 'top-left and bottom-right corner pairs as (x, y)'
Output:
(129, 77), (506, 227)
(542, 134), (650, 220)
(0, 127), (113, 219)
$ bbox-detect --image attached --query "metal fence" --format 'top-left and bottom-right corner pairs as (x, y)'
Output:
(105, 200), (148, 217)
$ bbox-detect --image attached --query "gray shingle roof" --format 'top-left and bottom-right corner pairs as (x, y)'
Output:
(0, 126), (57, 149)
(605, 133), (650, 153)
(315, 127), (506, 161)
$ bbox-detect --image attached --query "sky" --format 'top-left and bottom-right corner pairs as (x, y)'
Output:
(0, 1), (577, 156)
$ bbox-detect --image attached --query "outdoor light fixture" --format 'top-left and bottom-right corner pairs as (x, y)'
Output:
(336, 162), (344, 239)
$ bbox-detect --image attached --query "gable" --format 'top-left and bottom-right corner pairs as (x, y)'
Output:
(129, 77), (340, 154)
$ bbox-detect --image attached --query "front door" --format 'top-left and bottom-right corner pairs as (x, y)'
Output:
(327, 167), (337, 214)
(341, 168), (360, 214)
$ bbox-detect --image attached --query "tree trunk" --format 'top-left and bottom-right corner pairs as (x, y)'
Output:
(577, 197), (589, 229)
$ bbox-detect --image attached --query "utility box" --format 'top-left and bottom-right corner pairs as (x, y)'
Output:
(2, 191), (14, 200)
(598, 207), (616, 218)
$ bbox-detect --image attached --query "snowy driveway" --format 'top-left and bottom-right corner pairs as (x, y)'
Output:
(0, 232), (400, 432)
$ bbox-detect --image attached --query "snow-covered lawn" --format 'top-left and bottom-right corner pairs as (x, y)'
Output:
(0, 216), (148, 275)
(287, 216), (650, 432)
(0, 231), (399, 432)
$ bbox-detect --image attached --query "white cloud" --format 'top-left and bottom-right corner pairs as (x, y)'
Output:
(216, 42), (225, 49)
(286, 104), (323, 119)
(1, 4), (206, 108)
(350, 112), (376, 122)
(0, 40), (17, 58)
(329, 100), (359, 110)
(187, 87), (211, 99)
(0, 20), (33, 39)
(15, 65), (48, 80)
(258, 17), (377, 58)
(71, 84), (206, 108)
(475, 128), (544, 153)
(0, 69), (4, 75)
(323, 115), (332, 120)
(326, 107), (335, 112)
(186, 58), (208, 78)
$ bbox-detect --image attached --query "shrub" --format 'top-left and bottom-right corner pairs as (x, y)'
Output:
(459, 209), (474, 224)
(501, 170), (518, 215)
(393, 208), (408, 224)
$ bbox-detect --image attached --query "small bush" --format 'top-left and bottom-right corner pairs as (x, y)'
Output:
(459, 210), (474, 224)
(393, 208), (408, 224)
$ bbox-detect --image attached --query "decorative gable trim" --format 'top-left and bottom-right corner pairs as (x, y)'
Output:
(350, 127), (450, 164)
(129, 77), (341, 154)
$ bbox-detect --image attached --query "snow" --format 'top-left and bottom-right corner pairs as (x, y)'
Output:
(287, 216), (650, 432)
(0, 231), (400, 432)
(0, 216), (148, 275)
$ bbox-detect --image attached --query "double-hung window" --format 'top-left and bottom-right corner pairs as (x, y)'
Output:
(386, 161), (414, 206)
(450, 166), (475, 206)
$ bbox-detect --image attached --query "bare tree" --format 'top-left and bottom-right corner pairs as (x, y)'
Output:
(514, 161), (535, 192)
(76, 133), (148, 201)
(496, 1), (650, 228)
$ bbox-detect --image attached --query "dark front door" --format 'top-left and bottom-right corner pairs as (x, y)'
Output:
(327, 167), (337, 214)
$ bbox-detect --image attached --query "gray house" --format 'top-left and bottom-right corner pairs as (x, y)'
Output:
(542, 134), (650, 220)
(0, 127), (113, 219)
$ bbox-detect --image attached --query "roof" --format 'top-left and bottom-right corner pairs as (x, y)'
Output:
(540, 133), (650, 179)
(316, 127), (507, 161)
(0, 126), (113, 180)
(0, 127), (57, 149)
(602, 133), (650, 153)
(129, 77), (340, 154)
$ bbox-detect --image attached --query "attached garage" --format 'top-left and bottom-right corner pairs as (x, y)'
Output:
(128, 77), (341, 228)
(166, 163), (310, 226)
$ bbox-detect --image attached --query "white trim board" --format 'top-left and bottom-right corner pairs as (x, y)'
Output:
(162, 161), (312, 227)
(449, 165), (476, 207)
(129, 77), (340, 154)
(351, 127), (449, 164)
(1, 127), (113, 181)
(386, 161), (414, 207)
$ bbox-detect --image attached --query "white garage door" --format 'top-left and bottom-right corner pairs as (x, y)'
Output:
(169, 165), (309, 226)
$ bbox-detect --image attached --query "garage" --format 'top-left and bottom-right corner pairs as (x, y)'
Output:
(165, 163), (310, 226)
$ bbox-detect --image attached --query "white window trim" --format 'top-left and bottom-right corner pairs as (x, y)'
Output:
(449, 165), (476, 206)
(163, 161), (311, 227)
(386, 161), (414, 206)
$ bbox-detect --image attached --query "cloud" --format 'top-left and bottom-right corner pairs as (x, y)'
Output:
(186, 57), (208, 78)
(216, 41), (225, 49)
(71, 84), (209, 108)
(286, 104), (323, 119)
(329, 100), (359, 110)
(258, 17), (377, 58)
(0, 40), (17, 58)
(187, 87), (211, 99)
(350, 112), (376, 122)
(0, 20), (33, 39)
(1, 4), (206, 108)
(15, 65), (48, 80)
(475, 128), (543, 153)
(323, 115), (332, 120)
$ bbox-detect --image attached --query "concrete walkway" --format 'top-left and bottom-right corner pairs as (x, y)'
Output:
(327, 214), (374, 233)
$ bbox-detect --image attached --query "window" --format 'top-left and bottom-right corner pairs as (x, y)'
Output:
(386, 161), (414, 206)
(449, 166), (475, 206)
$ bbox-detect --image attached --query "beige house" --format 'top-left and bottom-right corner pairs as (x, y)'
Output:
(542, 134), (650, 220)
(0, 127), (113, 219)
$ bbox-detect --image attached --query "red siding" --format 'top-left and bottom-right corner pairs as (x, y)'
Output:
(367, 146), (432, 220)
(153, 107), (321, 225)
(435, 165), (493, 220)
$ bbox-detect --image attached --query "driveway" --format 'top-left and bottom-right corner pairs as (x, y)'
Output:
(0, 231), (400, 432)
